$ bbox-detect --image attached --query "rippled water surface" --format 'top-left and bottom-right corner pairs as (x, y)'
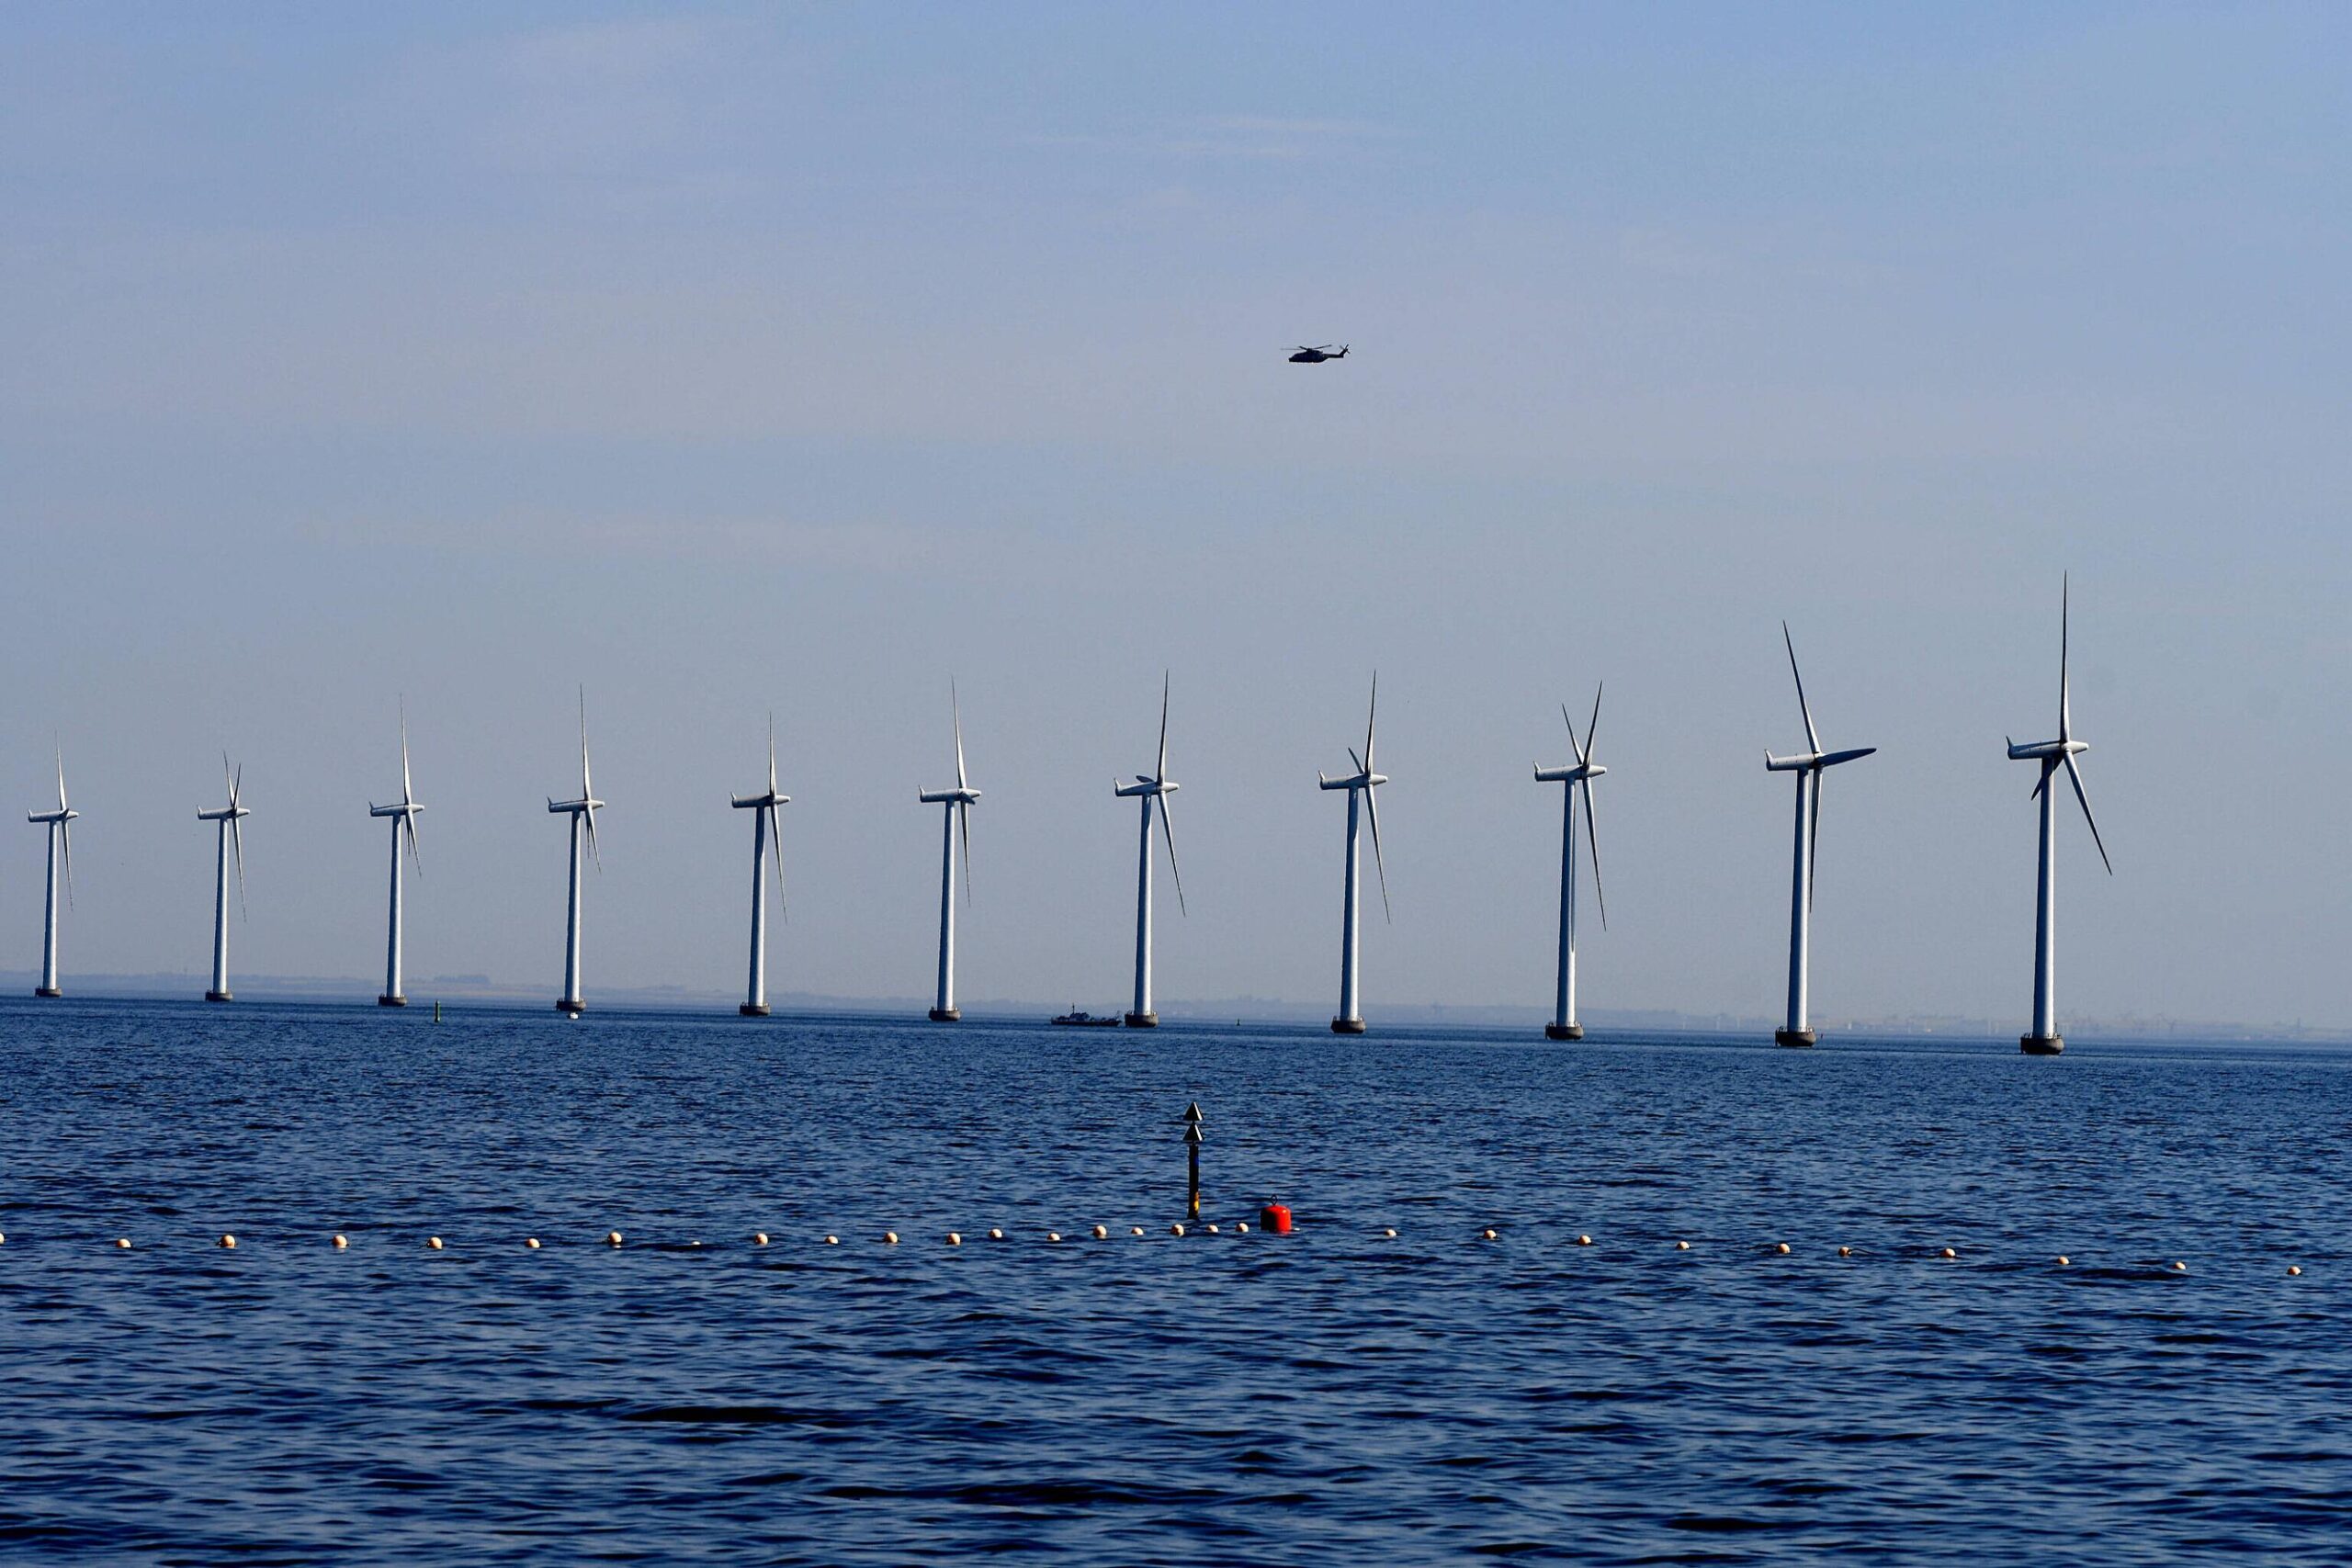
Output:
(1, 998), (2347, 1564)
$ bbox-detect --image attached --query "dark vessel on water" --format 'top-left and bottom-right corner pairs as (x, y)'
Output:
(1050, 1009), (1122, 1027)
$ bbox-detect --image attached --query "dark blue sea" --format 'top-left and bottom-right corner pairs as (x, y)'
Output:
(1, 998), (2346, 1564)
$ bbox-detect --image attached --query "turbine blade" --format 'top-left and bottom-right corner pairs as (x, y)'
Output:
(1364, 672), (1378, 774)
(953, 681), (967, 791)
(579, 688), (593, 800)
(1365, 783), (1391, 922)
(61, 819), (73, 908)
(768, 711), (778, 795)
(1559, 702), (1583, 768)
(1156, 671), (1170, 784)
(1581, 777), (1605, 931)
(405, 809), (422, 876)
(1348, 746), (1365, 776)
(1585, 682), (1603, 766)
(1783, 624), (1820, 755)
(232, 817), (248, 920)
(1806, 770), (1821, 914)
(2059, 573), (2072, 742)
(2063, 753), (2112, 874)
(585, 807), (601, 870)
(1159, 794), (1187, 917)
(56, 749), (67, 812)
(401, 699), (413, 803)
(958, 798), (973, 905)
(770, 804), (788, 919)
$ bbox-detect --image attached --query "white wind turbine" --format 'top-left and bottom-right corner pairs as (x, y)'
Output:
(1114, 672), (1185, 1028)
(1534, 687), (1607, 1041)
(731, 716), (791, 1018)
(27, 752), (78, 998)
(368, 707), (424, 1008)
(197, 756), (250, 1003)
(1764, 626), (1875, 1047)
(2007, 575), (2111, 1055)
(1320, 675), (1390, 1035)
(547, 691), (604, 1018)
(917, 684), (978, 1022)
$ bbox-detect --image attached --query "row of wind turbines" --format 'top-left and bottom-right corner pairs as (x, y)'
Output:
(20, 582), (2109, 1053)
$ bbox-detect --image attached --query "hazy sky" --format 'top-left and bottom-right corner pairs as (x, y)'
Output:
(2, 4), (2346, 1025)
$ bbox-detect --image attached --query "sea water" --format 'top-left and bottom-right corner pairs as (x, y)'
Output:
(0, 998), (2346, 1563)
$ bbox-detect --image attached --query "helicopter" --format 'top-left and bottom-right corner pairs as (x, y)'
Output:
(1287, 344), (1349, 364)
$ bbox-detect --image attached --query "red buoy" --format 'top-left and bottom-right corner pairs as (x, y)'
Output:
(1259, 1201), (1293, 1235)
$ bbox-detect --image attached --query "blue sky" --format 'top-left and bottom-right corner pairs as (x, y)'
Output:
(1, 4), (2346, 1024)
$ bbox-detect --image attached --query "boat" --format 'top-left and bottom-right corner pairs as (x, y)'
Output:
(1050, 1009), (1123, 1027)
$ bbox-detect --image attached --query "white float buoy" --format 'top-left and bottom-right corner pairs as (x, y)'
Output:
(115, 1237), (131, 1249)
(1130, 1226), (1145, 1236)
(946, 1232), (961, 1246)
(1205, 1224), (1220, 1235)
(2170, 1260), (2188, 1273)
(1837, 1246), (1851, 1257)
(1170, 1224), (1185, 1236)
(427, 1236), (444, 1250)
(1235, 1221), (1249, 1234)
(752, 1233), (768, 1247)
(1674, 1240), (1690, 1250)
(2055, 1255), (2069, 1266)
(884, 1232), (899, 1245)
(1940, 1247), (1957, 1259)
(526, 1238), (540, 1249)
(1774, 1242), (1791, 1255)
(989, 1227), (1004, 1241)
(1577, 1234), (1593, 1247)
(606, 1231), (624, 1247)
(823, 1235), (838, 1245)
(1092, 1224), (1108, 1239)
(1383, 1227), (1398, 1239)
(220, 1234), (237, 1249)
(1481, 1228), (1498, 1241)
(333, 1234), (349, 1249)
(2288, 1265), (2302, 1276)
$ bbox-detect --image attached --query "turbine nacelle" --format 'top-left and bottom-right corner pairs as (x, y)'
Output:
(730, 790), (791, 809)
(547, 795), (605, 815)
(1765, 746), (1877, 773)
(368, 801), (424, 818)
(2006, 738), (2088, 761)
(28, 807), (78, 825)
(1115, 776), (1178, 797)
(1532, 762), (1604, 784)
(917, 787), (981, 805)
(1318, 770), (1386, 791)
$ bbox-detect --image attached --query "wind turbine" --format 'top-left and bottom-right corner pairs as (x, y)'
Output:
(1114, 672), (1185, 1028)
(1319, 675), (1390, 1035)
(1534, 687), (1607, 1041)
(917, 683), (979, 1022)
(731, 716), (791, 1017)
(547, 691), (603, 1018)
(368, 706), (424, 1007)
(27, 751), (77, 998)
(196, 756), (250, 1003)
(1764, 627), (1875, 1046)
(2007, 575), (2112, 1055)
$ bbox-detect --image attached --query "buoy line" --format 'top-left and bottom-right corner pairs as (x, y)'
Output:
(31, 1225), (2314, 1280)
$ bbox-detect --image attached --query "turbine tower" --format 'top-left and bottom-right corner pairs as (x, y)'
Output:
(27, 752), (77, 998)
(1534, 688), (1607, 1041)
(1113, 672), (1185, 1028)
(1319, 675), (1390, 1035)
(196, 757), (250, 1003)
(731, 716), (791, 1018)
(917, 684), (978, 1022)
(2007, 576), (2111, 1055)
(368, 708), (424, 1007)
(1764, 627), (1875, 1047)
(547, 692), (603, 1018)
